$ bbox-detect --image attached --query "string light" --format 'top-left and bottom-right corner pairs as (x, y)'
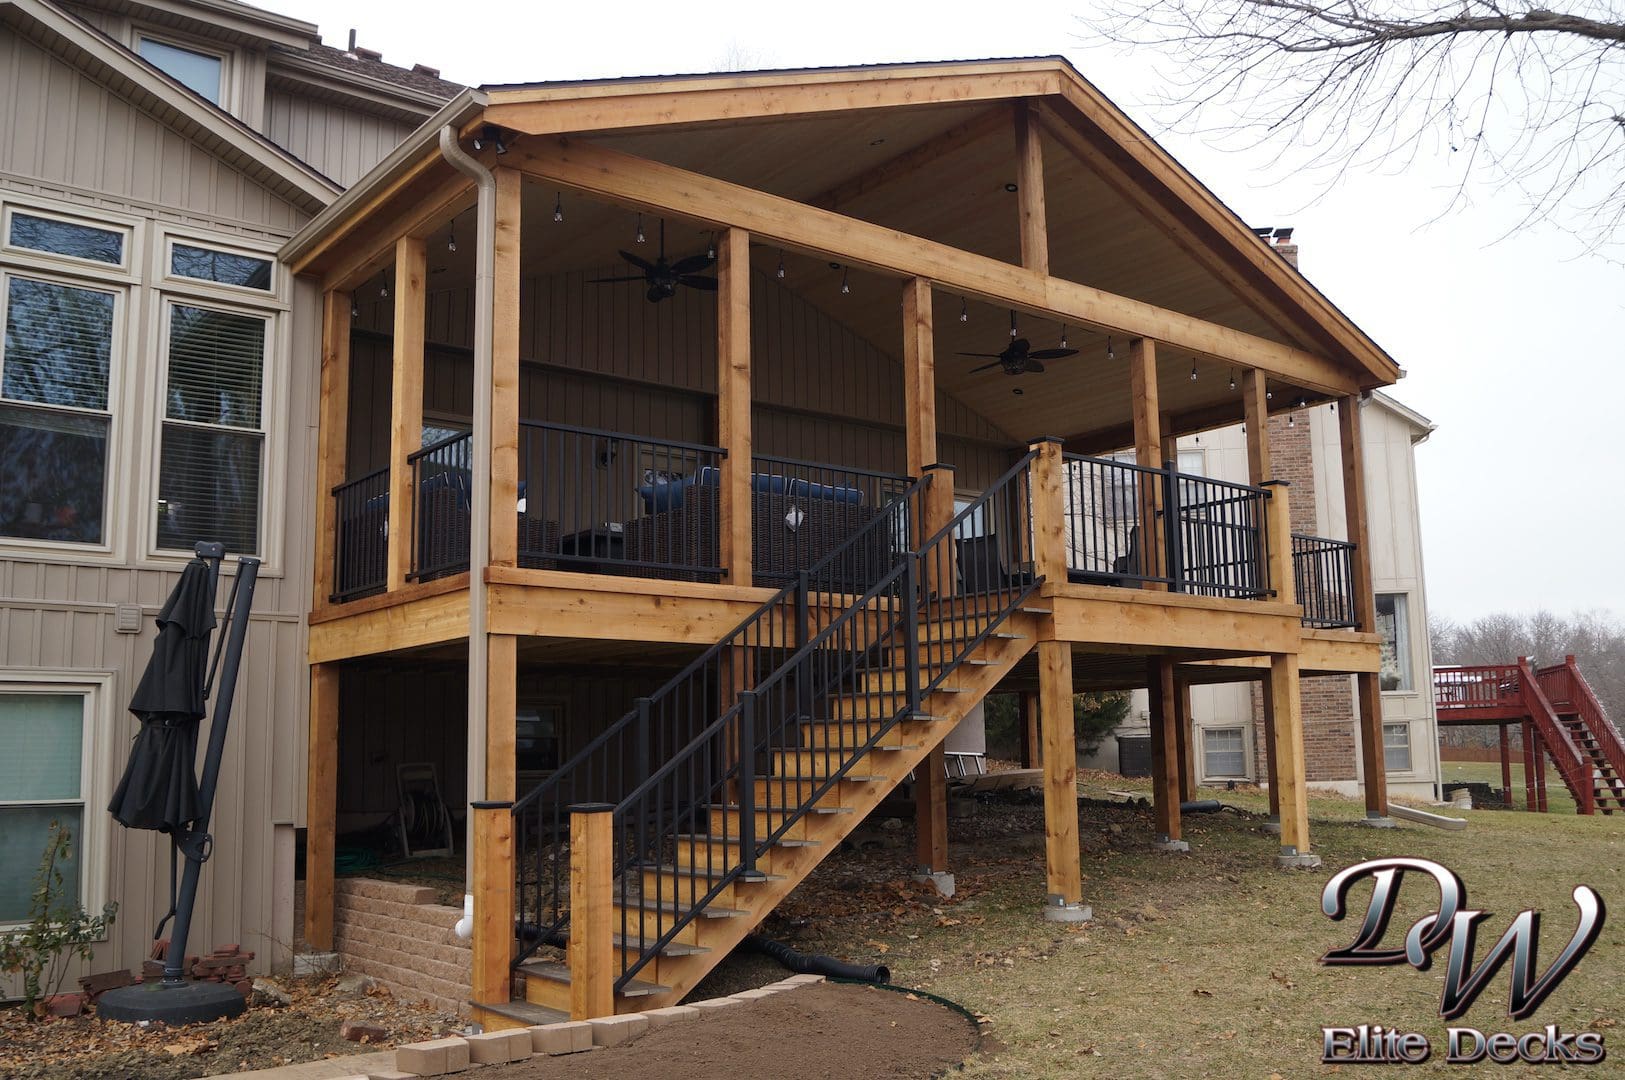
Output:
(1229, 369), (1237, 391)
(635, 214), (646, 244)
(959, 296), (969, 323)
(350, 294), (359, 318)
(840, 267), (850, 294)
(776, 249), (786, 279)
(1190, 361), (1198, 382)
(707, 232), (717, 260)
(1009, 310), (1018, 339)
(552, 192), (564, 223)
(1106, 336), (1115, 361)
(378, 272), (388, 299)
(447, 218), (457, 253)
(1060, 324), (1069, 348)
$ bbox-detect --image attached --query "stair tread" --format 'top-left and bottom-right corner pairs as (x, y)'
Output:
(553, 930), (713, 957)
(672, 833), (822, 847)
(710, 802), (855, 814)
(519, 961), (670, 997)
(473, 998), (568, 1026)
(639, 862), (787, 883)
(613, 898), (750, 918)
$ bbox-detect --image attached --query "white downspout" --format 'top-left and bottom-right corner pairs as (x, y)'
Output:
(438, 125), (495, 927)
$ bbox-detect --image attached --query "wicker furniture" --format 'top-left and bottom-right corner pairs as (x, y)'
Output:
(416, 482), (560, 581)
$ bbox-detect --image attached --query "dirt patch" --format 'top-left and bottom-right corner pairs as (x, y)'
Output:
(486, 982), (978, 1080)
(0, 974), (464, 1080)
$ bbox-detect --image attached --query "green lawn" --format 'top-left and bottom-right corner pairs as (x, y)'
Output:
(787, 779), (1623, 1078)
(1441, 759), (1578, 815)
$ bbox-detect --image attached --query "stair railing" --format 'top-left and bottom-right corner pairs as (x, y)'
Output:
(511, 473), (932, 967)
(1518, 658), (1595, 814)
(1538, 658), (1625, 799)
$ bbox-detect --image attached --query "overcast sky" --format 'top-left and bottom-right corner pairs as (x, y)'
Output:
(273, 0), (1625, 623)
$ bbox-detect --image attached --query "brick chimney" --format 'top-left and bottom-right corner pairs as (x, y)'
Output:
(1271, 226), (1298, 269)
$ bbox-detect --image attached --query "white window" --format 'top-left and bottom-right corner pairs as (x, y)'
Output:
(155, 300), (267, 555)
(1176, 448), (1206, 476)
(168, 242), (271, 292)
(5, 210), (127, 268)
(1383, 722), (1412, 773)
(0, 683), (106, 926)
(1203, 726), (1247, 778)
(0, 271), (120, 545)
(138, 37), (224, 104)
(1376, 593), (1413, 691)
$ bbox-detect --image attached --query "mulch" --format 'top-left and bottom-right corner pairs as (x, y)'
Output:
(483, 982), (980, 1079)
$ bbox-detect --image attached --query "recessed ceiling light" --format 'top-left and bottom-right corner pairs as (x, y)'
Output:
(1012, 387), (1024, 395)
(870, 137), (886, 146)
(1004, 182), (1018, 193)
(828, 261), (842, 270)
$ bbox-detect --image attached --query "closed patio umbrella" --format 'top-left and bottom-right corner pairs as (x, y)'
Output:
(108, 557), (216, 833)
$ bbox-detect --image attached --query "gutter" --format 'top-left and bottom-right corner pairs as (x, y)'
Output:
(277, 88), (488, 268)
(436, 125), (497, 898)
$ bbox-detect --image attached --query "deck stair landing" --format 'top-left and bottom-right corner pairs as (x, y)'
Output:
(506, 453), (1045, 1016)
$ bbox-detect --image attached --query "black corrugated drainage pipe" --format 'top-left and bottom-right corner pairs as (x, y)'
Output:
(742, 934), (890, 984)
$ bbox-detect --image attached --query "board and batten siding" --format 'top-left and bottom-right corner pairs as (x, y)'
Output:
(1, 23), (322, 982)
(262, 90), (420, 189)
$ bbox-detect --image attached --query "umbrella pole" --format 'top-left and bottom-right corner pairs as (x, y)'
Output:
(162, 545), (259, 984)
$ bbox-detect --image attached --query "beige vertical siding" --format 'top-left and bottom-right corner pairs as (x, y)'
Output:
(262, 90), (420, 188)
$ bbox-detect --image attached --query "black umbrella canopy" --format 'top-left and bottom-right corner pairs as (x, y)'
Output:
(108, 558), (217, 833)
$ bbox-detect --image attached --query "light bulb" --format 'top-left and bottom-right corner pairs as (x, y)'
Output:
(447, 219), (457, 253)
(1060, 324), (1068, 348)
(1288, 413), (1296, 428)
(707, 233), (716, 259)
(1190, 363), (1198, 382)
(552, 192), (564, 223)
(635, 214), (645, 244)
(1229, 371), (1237, 391)
(840, 268), (850, 294)
(959, 297), (968, 322)
(350, 296), (359, 318)
(1106, 336), (1115, 361)
(776, 250), (786, 279)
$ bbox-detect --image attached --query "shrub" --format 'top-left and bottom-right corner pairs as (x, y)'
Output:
(0, 821), (117, 1016)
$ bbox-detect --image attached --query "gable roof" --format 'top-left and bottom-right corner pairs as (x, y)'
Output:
(1, 0), (342, 213)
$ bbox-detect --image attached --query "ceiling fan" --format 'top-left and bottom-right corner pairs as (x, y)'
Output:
(960, 311), (1078, 375)
(588, 219), (716, 303)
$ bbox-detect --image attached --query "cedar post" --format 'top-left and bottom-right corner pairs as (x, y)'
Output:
(486, 635), (517, 802)
(1038, 640), (1089, 921)
(568, 804), (615, 1020)
(1268, 653), (1317, 865)
(1175, 678), (1195, 803)
(1147, 658), (1186, 849)
(489, 166), (522, 569)
(1019, 690), (1041, 769)
(1029, 438), (1066, 584)
(1261, 481), (1295, 608)
(471, 801), (514, 1005)
(902, 278), (936, 477)
(1243, 371), (1280, 821)
(313, 291), (351, 608)
(914, 746), (948, 879)
(1129, 339), (1166, 591)
(1339, 395), (1389, 819)
(386, 236), (427, 591)
(304, 663), (339, 951)
(1260, 677), (1281, 821)
(717, 228), (753, 586)
(1014, 102), (1049, 275)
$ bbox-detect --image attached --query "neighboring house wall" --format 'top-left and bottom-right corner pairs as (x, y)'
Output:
(262, 90), (420, 187)
(1081, 394), (1440, 801)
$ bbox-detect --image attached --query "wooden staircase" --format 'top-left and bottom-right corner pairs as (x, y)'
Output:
(1536, 660), (1625, 815)
(499, 451), (1047, 1023)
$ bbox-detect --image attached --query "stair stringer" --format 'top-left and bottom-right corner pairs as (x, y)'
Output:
(1518, 661), (1596, 815)
(600, 617), (1040, 1013)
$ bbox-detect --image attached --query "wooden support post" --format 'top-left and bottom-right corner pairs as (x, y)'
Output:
(568, 804), (615, 1020)
(1522, 720), (1537, 811)
(1014, 102), (1049, 276)
(921, 463), (957, 600)
(1147, 658), (1185, 848)
(1339, 394), (1388, 819)
(1242, 370), (1271, 483)
(717, 228), (753, 587)
(489, 167), (522, 569)
(1038, 641), (1088, 920)
(486, 634), (517, 802)
(471, 801), (515, 1005)
(1262, 481), (1295, 607)
(1029, 437), (1065, 584)
(1129, 338), (1165, 591)
(1268, 653), (1316, 864)
(914, 744), (948, 875)
(1499, 725), (1512, 805)
(386, 236), (427, 590)
(1020, 690), (1041, 769)
(304, 663), (339, 951)
(1175, 678), (1195, 803)
(1534, 734), (1549, 812)
(1260, 678), (1281, 819)
(902, 278), (936, 476)
(313, 291), (352, 608)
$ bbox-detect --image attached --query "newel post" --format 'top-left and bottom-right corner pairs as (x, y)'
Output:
(470, 801), (515, 1007)
(567, 803), (615, 1020)
(1028, 437), (1066, 585)
(1261, 480), (1295, 607)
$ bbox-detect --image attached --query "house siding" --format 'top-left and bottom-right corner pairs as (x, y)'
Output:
(262, 89), (420, 188)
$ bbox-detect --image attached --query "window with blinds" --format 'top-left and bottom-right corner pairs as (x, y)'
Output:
(1203, 726), (1247, 778)
(0, 274), (117, 544)
(1383, 722), (1412, 772)
(155, 302), (266, 554)
(0, 692), (86, 922)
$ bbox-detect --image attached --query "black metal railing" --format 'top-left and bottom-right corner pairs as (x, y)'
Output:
(519, 420), (724, 580)
(331, 468), (388, 601)
(749, 454), (910, 589)
(409, 431), (476, 582)
(1291, 534), (1358, 628)
(511, 474), (927, 974)
(1061, 453), (1269, 598)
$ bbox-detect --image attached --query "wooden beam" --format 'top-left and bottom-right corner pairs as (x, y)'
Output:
(308, 583), (470, 663)
(914, 744), (948, 874)
(490, 167), (523, 569)
(483, 66), (1064, 136)
(1268, 653), (1312, 856)
(1243, 370), (1271, 483)
(809, 106), (1009, 212)
(312, 291), (351, 610)
(717, 228), (753, 586)
(486, 634), (516, 801)
(1129, 339), (1166, 591)
(1030, 438), (1065, 585)
(1038, 640), (1083, 908)
(506, 137), (1360, 391)
(1044, 585), (1303, 655)
(386, 236), (427, 591)
(471, 802), (515, 1005)
(568, 805), (615, 1021)
(304, 663), (339, 951)
(1148, 657), (1183, 843)
(1015, 102), (1048, 276)
(902, 278), (936, 475)
(1339, 396), (1387, 819)
(317, 170), (478, 292)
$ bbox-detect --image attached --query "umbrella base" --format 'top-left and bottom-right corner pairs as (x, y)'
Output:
(97, 978), (246, 1024)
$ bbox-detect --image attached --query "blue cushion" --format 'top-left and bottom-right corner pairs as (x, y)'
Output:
(791, 478), (864, 505)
